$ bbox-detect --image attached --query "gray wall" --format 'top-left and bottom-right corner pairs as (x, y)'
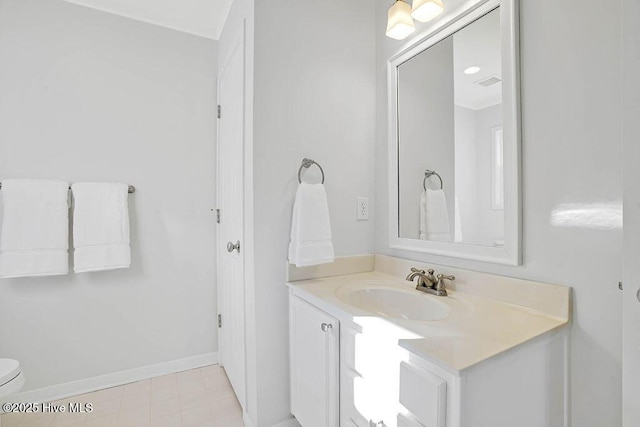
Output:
(252, 0), (376, 425)
(0, 0), (218, 391)
(398, 37), (455, 240)
(375, 1), (622, 426)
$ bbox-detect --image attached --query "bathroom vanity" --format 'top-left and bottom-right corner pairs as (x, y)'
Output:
(287, 256), (570, 427)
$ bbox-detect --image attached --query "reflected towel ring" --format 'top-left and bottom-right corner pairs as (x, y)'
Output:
(298, 158), (325, 184)
(423, 170), (443, 190)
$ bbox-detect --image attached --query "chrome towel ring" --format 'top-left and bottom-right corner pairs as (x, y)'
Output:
(298, 158), (325, 184)
(423, 170), (443, 190)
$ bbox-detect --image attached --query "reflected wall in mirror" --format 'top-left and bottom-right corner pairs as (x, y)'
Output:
(398, 8), (502, 247)
(389, 0), (521, 265)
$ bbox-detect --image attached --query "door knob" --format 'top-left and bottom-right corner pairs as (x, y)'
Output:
(227, 241), (240, 253)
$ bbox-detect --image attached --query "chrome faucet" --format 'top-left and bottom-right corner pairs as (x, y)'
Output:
(406, 268), (454, 297)
(406, 268), (436, 288)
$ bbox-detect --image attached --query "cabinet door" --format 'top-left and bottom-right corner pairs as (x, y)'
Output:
(290, 295), (340, 427)
(399, 362), (447, 427)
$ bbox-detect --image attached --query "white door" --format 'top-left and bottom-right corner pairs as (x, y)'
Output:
(290, 296), (339, 427)
(217, 36), (246, 408)
(623, 0), (640, 424)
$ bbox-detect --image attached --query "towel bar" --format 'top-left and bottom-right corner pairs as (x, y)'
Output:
(0, 183), (136, 194)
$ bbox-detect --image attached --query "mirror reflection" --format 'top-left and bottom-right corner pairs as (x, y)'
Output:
(397, 8), (504, 247)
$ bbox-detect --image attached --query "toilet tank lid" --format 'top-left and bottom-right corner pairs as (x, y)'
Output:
(0, 359), (20, 387)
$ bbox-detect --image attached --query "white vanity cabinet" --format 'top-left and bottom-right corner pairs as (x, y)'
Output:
(289, 295), (340, 427)
(289, 288), (568, 427)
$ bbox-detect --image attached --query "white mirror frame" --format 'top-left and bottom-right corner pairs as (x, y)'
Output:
(388, 0), (522, 265)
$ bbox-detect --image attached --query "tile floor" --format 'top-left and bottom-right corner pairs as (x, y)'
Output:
(1, 365), (244, 427)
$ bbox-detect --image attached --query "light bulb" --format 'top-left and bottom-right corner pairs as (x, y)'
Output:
(464, 66), (480, 75)
(411, 0), (444, 23)
(386, 1), (416, 40)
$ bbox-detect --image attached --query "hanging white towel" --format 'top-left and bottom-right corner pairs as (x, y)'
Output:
(0, 179), (70, 278)
(288, 183), (335, 267)
(72, 182), (130, 273)
(419, 189), (451, 242)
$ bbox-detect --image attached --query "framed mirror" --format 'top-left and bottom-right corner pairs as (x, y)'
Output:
(388, 0), (521, 265)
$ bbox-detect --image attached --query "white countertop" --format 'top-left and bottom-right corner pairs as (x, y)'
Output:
(287, 270), (570, 374)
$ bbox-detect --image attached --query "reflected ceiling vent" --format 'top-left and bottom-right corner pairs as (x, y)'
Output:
(475, 76), (502, 87)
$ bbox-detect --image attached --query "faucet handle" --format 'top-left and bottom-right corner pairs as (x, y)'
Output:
(410, 267), (426, 274)
(435, 274), (455, 295)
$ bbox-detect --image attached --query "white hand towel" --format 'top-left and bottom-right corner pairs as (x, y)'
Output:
(72, 182), (130, 273)
(288, 183), (335, 267)
(0, 179), (70, 278)
(419, 189), (451, 242)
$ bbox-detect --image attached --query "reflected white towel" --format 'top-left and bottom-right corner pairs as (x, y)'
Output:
(72, 182), (130, 273)
(0, 179), (70, 278)
(419, 189), (450, 242)
(288, 183), (335, 267)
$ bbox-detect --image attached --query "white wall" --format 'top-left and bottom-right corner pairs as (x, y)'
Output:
(454, 104), (504, 245)
(454, 105), (479, 241)
(251, 0), (376, 425)
(376, 1), (622, 426)
(473, 103), (503, 244)
(0, 0), (218, 392)
(398, 38), (455, 240)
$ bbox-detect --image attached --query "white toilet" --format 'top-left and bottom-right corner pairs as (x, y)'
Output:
(0, 359), (25, 403)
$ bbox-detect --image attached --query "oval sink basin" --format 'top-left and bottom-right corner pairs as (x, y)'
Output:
(339, 286), (450, 321)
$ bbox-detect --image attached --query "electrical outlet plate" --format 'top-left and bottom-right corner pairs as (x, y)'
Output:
(357, 197), (369, 221)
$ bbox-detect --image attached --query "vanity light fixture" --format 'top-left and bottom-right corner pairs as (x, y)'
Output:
(411, 0), (444, 23)
(386, 0), (416, 40)
(464, 66), (481, 75)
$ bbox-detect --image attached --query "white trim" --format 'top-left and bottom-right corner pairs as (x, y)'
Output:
(241, 409), (300, 427)
(62, 0), (219, 40)
(272, 417), (302, 427)
(286, 254), (375, 282)
(387, 0), (522, 266)
(11, 352), (218, 405)
(243, 412), (256, 427)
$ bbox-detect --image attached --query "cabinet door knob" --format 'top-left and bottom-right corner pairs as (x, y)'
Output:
(320, 323), (333, 332)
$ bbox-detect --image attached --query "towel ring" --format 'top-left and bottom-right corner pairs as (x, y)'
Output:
(298, 158), (325, 184)
(423, 170), (443, 190)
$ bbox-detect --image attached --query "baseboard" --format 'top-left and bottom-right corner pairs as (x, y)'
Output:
(11, 352), (218, 405)
(271, 417), (301, 427)
(243, 412), (256, 427)
(242, 412), (300, 427)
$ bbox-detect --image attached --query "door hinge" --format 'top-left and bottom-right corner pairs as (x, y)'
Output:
(217, 105), (221, 119)
(218, 314), (222, 328)
(216, 209), (221, 224)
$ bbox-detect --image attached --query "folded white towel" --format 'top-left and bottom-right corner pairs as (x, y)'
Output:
(288, 183), (335, 267)
(71, 182), (131, 273)
(0, 179), (70, 278)
(419, 189), (451, 242)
